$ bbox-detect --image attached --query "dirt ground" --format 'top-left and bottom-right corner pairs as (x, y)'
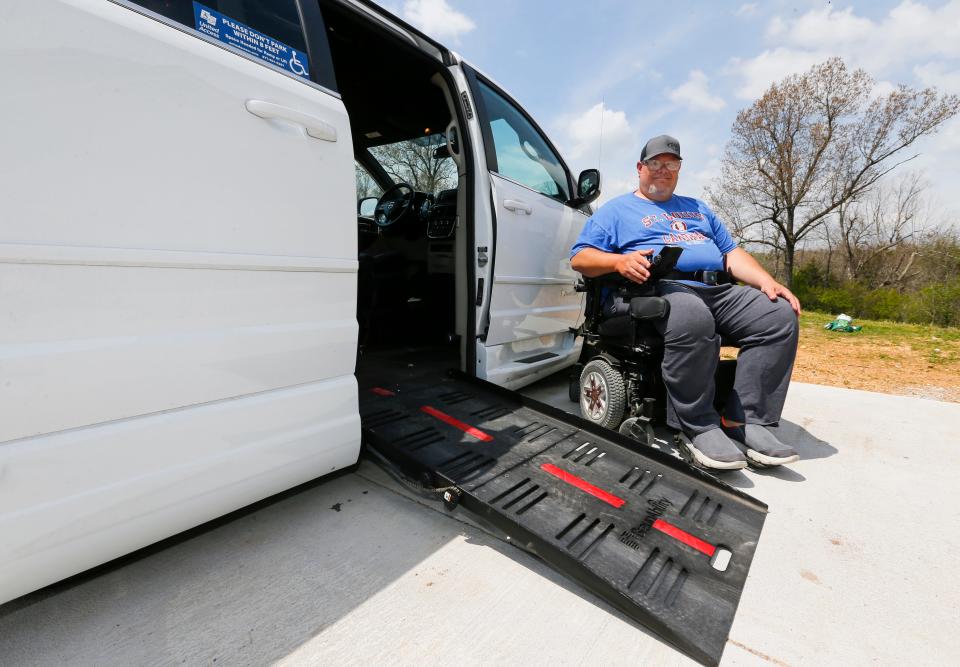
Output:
(722, 311), (960, 403)
(792, 336), (960, 403)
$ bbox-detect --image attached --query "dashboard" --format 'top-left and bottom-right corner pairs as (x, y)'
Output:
(420, 187), (458, 240)
(357, 186), (458, 256)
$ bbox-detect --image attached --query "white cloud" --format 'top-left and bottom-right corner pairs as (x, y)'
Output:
(563, 102), (634, 164)
(872, 80), (898, 100)
(401, 0), (475, 42)
(765, 15), (785, 37)
(685, 156), (723, 200)
(736, 3), (758, 17)
(728, 48), (824, 99)
(731, 1), (960, 100)
(555, 103), (638, 203)
(907, 63), (960, 218)
(914, 62), (960, 94)
(779, 6), (874, 47)
(910, 120), (960, 221)
(668, 70), (726, 112)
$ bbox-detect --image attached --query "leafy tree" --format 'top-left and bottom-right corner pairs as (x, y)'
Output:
(708, 57), (959, 287)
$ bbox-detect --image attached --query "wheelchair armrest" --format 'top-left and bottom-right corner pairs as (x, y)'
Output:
(581, 272), (656, 296)
(584, 272), (631, 289)
(629, 296), (669, 321)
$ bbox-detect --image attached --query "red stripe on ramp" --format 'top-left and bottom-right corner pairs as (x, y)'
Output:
(420, 406), (493, 442)
(370, 387), (395, 396)
(653, 519), (716, 557)
(540, 463), (625, 509)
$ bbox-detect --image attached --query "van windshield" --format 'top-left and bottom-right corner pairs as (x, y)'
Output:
(368, 134), (457, 197)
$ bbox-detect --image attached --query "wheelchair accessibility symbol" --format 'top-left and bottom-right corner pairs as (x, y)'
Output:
(289, 50), (307, 77)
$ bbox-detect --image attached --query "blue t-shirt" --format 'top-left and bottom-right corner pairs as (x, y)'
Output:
(570, 192), (737, 274)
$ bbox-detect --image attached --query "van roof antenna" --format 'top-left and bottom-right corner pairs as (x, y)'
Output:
(598, 99), (605, 177)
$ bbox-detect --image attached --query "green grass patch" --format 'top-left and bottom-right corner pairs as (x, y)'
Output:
(800, 308), (960, 364)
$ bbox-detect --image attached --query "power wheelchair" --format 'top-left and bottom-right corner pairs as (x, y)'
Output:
(569, 256), (738, 454)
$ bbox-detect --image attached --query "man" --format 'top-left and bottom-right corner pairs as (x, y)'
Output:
(571, 134), (801, 470)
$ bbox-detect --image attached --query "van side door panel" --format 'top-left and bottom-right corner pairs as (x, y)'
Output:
(486, 175), (585, 346)
(0, 0), (358, 604)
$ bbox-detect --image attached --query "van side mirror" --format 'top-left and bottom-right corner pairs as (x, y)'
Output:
(358, 196), (378, 217)
(568, 169), (601, 208)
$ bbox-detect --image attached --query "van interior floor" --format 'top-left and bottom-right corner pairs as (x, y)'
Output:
(355, 344), (460, 388)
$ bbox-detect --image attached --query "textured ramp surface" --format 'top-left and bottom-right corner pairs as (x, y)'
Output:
(360, 373), (767, 666)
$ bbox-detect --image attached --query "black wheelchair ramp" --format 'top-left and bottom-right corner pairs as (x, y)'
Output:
(359, 372), (767, 666)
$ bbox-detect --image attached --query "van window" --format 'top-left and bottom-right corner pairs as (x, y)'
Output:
(474, 80), (570, 201)
(127, 1), (310, 79)
(355, 162), (383, 200)
(368, 135), (457, 197)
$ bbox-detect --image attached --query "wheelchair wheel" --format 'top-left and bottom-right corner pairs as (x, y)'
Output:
(579, 359), (626, 429)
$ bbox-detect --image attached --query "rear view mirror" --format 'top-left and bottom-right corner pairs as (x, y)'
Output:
(571, 168), (601, 207)
(358, 196), (378, 217)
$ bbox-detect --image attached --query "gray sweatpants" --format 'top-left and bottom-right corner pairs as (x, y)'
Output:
(652, 281), (799, 435)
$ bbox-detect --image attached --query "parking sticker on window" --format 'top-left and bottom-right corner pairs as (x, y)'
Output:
(193, 3), (309, 79)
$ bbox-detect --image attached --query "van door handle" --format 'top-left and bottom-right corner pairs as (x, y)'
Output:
(244, 100), (338, 142)
(503, 199), (532, 215)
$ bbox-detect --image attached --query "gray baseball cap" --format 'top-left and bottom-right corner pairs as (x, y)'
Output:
(640, 134), (682, 161)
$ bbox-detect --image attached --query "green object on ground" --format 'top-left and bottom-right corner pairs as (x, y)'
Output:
(824, 313), (863, 333)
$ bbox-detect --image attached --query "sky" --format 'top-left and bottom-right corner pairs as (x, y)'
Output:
(373, 0), (960, 217)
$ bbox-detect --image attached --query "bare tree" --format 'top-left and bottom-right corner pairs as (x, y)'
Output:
(369, 136), (457, 195)
(355, 164), (382, 200)
(707, 57), (959, 287)
(834, 172), (928, 287)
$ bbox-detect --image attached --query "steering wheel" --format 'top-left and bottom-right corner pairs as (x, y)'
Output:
(374, 182), (415, 228)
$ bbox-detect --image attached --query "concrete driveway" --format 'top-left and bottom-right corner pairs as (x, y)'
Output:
(1, 380), (958, 666)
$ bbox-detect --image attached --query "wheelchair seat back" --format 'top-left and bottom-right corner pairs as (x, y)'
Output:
(578, 273), (670, 351)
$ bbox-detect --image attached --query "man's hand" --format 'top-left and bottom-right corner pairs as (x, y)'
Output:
(724, 248), (801, 315)
(615, 249), (654, 284)
(759, 279), (802, 315)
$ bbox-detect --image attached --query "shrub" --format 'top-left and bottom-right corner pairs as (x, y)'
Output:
(904, 279), (960, 326)
(792, 262), (838, 312)
(790, 273), (960, 326)
(811, 284), (871, 316)
(861, 288), (905, 321)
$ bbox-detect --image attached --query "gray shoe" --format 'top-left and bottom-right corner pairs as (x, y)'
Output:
(727, 424), (800, 466)
(678, 429), (747, 470)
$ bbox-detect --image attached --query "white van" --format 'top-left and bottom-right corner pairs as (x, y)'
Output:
(0, 0), (602, 604)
